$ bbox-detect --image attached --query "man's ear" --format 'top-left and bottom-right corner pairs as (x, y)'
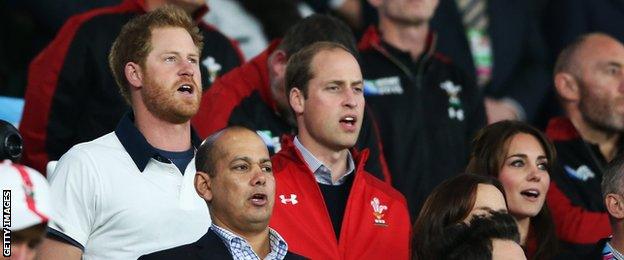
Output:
(124, 62), (144, 89)
(289, 87), (305, 114)
(268, 50), (288, 78)
(605, 193), (624, 220)
(195, 171), (213, 202)
(554, 72), (580, 102)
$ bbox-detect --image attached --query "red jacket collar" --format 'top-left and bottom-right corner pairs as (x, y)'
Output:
(279, 135), (370, 174)
(545, 116), (581, 141)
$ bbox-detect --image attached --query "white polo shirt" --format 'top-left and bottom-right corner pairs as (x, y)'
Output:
(47, 113), (210, 260)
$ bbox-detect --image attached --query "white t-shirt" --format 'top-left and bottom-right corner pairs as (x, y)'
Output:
(48, 132), (210, 260)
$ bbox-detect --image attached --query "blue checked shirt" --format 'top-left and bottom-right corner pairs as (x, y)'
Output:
(211, 224), (289, 260)
(294, 136), (355, 185)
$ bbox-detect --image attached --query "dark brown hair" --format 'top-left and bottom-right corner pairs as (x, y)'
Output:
(466, 120), (558, 260)
(285, 41), (352, 99)
(412, 174), (506, 260)
(108, 5), (203, 105)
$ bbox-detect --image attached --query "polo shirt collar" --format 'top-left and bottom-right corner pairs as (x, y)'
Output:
(114, 111), (201, 172)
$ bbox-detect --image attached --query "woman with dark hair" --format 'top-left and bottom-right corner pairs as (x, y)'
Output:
(466, 120), (559, 260)
(413, 174), (508, 259)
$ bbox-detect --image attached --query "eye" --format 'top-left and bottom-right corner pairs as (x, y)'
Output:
(606, 66), (621, 76)
(232, 164), (249, 171)
(188, 57), (198, 64)
(261, 165), (273, 173)
(510, 159), (525, 168)
(353, 86), (363, 94)
(537, 161), (549, 171)
(165, 56), (176, 63)
(326, 85), (340, 91)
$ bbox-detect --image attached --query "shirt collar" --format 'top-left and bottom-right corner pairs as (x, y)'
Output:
(114, 111), (201, 172)
(210, 224), (288, 260)
(293, 136), (355, 185)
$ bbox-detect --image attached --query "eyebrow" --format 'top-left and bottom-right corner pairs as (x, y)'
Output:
(505, 154), (548, 160)
(160, 51), (199, 58)
(231, 156), (271, 164)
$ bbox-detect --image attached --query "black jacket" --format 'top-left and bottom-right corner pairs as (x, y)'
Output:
(139, 229), (306, 260)
(358, 26), (486, 218)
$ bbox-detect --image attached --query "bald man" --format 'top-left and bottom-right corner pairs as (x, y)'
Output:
(141, 126), (303, 260)
(546, 33), (624, 254)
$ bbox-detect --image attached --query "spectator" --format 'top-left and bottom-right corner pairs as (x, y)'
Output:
(269, 41), (411, 259)
(358, 0), (486, 217)
(467, 120), (559, 259)
(545, 33), (624, 254)
(19, 0), (243, 174)
(191, 14), (391, 182)
(586, 155), (624, 259)
(430, 0), (550, 123)
(413, 174), (507, 260)
(36, 7), (210, 259)
(0, 160), (51, 260)
(140, 127), (304, 260)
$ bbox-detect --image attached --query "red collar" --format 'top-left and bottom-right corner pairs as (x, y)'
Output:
(545, 117), (581, 141)
(279, 135), (370, 174)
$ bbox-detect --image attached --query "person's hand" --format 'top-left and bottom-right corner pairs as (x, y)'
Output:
(484, 98), (520, 124)
(167, 0), (205, 15)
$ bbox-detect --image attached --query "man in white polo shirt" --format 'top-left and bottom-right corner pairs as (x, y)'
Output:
(36, 5), (210, 260)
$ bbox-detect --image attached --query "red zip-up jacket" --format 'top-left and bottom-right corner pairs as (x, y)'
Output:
(269, 137), (411, 260)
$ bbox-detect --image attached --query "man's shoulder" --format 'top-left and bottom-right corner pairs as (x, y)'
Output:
(139, 230), (231, 260)
(66, 132), (123, 155)
(138, 243), (201, 260)
(56, 132), (126, 170)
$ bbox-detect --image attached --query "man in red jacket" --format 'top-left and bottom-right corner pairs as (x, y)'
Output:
(269, 41), (411, 259)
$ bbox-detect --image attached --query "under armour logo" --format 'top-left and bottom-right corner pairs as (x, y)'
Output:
(279, 194), (298, 205)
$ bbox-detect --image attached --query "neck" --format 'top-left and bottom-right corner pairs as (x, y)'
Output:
(515, 217), (530, 246)
(246, 230), (271, 259)
(378, 18), (429, 60)
(212, 214), (271, 258)
(297, 134), (350, 183)
(611, 225), (624, 254)
(569, 110), (621, 161)
(134, 107), (192, 151)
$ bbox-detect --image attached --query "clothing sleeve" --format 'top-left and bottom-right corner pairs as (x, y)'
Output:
(546, 181), (611, 244)
(355, 107), (391, 183)
(47, 146), (101, 248)
(19, 14), (94, 174)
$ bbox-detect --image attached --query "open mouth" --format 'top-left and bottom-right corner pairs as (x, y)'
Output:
(250, 193), (267, 206)
(520, 189), (540, 200)
(177, 84), (194, 94)
(339, 115), (358, 130)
